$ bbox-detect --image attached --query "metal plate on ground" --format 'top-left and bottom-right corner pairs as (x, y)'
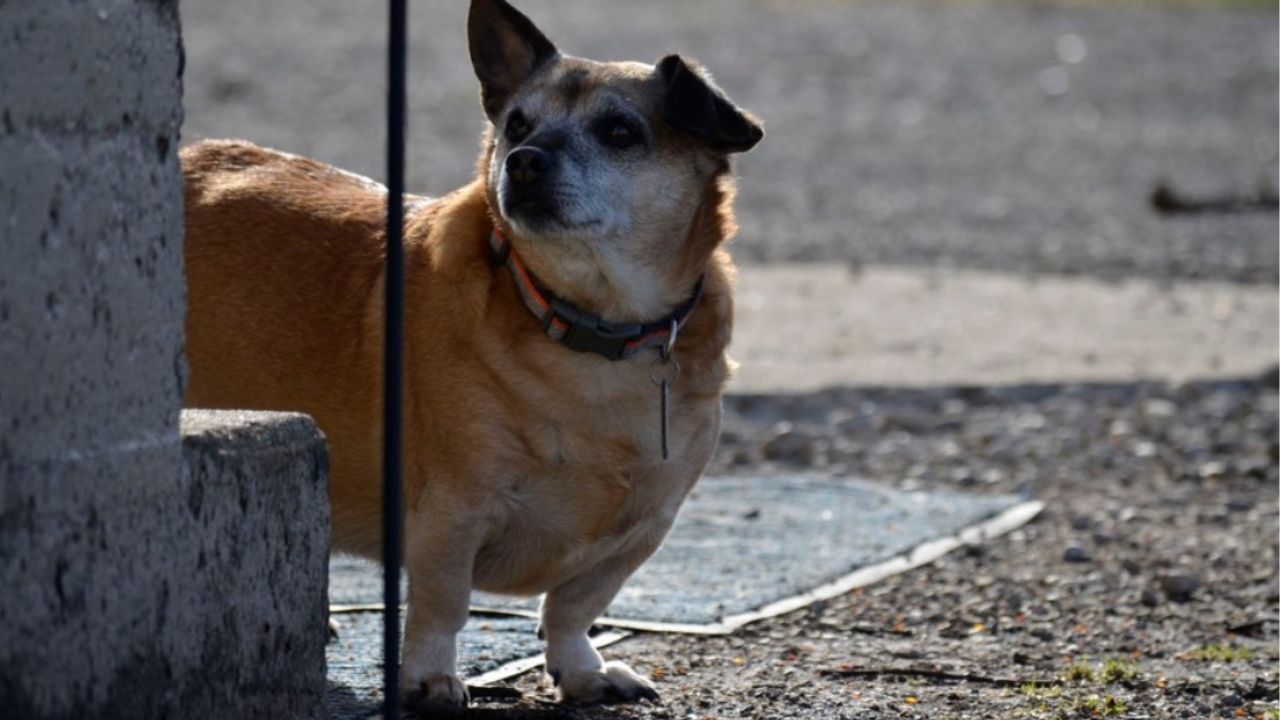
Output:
(325, 475), (1038, 713)
(465, 475), (1038, 632)
(329, 475), (1038, 632)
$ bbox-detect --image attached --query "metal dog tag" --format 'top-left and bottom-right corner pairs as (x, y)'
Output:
(650, 321), (682, 461)
(659, 377), (670, 460)
(650, 355), (681, 461)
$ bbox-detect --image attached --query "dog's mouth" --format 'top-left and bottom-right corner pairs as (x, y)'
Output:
(506, 198), (562, 232)
(503, 187), (600, 233)
(509, 197), (555, 217)
(500, 181), (607, 235)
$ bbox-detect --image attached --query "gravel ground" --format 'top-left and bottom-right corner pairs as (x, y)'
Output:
(464, 372), (1279, 719)
(181, 0), (1278, 283)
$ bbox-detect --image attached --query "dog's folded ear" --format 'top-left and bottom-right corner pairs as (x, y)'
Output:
(468, 0), (559, 121)
(658, 55), (763, 155)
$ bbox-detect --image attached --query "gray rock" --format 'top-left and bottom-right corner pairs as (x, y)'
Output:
(762, 430), (818, 466)
(1070, 514), (1095, 531)
(1063, 544), (1092, 563)
(1161, 574), (1201, 603)
(1030, 628), (1055, 642)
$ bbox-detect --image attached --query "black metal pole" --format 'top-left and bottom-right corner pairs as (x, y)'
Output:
(383, 0), (407, 717)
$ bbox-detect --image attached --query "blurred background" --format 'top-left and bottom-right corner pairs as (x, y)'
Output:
(182, 0), (1278, 284)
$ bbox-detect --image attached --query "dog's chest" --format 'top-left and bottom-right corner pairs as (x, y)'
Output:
(470, 386), (716, 595)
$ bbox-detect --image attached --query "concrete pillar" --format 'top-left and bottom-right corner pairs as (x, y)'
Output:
(0, 3), (330, 718)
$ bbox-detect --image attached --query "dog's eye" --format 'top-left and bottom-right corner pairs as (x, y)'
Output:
(505, 110), (531, 143)
(594, 115), (643, 150)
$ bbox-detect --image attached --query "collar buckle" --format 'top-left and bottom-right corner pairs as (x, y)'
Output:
(551, 299), (642, 361)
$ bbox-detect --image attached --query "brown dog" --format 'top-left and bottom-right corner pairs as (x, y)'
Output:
(182, 0), (761, 713)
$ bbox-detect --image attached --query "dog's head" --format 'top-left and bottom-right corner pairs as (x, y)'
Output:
(469, 0), (762, 321)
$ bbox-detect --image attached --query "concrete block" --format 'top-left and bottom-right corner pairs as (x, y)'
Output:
(177, 410), (331, 720)
(0, 0), (186, 462)
(0, 410), (330, 720)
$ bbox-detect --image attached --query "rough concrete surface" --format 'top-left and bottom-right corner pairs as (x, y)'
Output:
(180, 0), (1278, 283)
(0, 1), (189, 717)
(730, 265), (1279, 393)
(0, 408), (330, 720)
(2, 4), (333, 718)
(0, 0), (186, 462)
(178, 410), (331, 720)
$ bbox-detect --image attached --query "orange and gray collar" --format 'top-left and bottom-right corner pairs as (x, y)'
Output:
(488, 228), (703, 361)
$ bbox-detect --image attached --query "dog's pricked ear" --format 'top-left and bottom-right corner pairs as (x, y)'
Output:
(469, 0), (559, 121)
(658, 55), (763, 154)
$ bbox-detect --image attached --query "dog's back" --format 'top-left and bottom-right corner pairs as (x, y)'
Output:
(182, 140), (389, 524)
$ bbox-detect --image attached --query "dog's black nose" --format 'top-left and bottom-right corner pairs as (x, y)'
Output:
(505, 147), (551, 185)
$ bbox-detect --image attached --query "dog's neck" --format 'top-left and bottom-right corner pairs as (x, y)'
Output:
(485, 177), (734, 327)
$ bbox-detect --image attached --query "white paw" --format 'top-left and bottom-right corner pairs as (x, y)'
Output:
(553, 660), (660, 705)
(404, 672), (469, 718)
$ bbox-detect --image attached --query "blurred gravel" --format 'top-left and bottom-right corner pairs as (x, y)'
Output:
(181, 0), (1278, 283)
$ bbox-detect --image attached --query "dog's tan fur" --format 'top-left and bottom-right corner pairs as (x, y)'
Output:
(183, 0), (759, 712)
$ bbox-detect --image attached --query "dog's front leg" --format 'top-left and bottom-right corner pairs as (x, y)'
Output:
(400, 517), (478, 717)
(541, 537), (663, 705)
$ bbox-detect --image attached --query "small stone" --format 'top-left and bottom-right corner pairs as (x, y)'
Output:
(762, 430), (817, 465)
(981, 468), (1006, 485)
(1070, 514), (1094, 531)
(1132, 440), (1158, 458)
(1161, 574), (1200, 603)
(1030, 628), (1054, 642)
(881, 409), (940, 433)
(836, 415), (878, 435)
(1199, 461), (1227, 479)
(1063, 544), (1091, 563)
(1225, 497), (1254, 513)
(1142, 398), (1178, 419)
(1241, 457), (1271, 480)
(1140, 589), (1162, 607)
